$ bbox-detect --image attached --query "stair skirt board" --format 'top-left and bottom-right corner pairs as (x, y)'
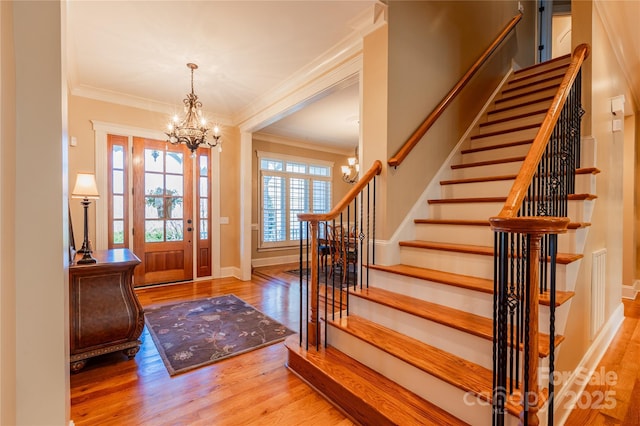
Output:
(348, 296), (495, 369)
(326, 326), (518, 426)
(365, 268), (573, 334)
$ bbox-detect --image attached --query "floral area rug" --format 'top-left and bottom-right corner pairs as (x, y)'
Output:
(144, 294), (295, 375)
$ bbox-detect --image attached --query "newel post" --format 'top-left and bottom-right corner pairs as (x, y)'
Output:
(308, 220), (319, 346)
(521, 232), (541, 426)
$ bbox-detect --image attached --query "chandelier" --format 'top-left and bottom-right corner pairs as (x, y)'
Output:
(166, 63), (221, 154)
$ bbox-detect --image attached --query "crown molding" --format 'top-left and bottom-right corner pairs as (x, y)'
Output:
(253, 132), (352, 156)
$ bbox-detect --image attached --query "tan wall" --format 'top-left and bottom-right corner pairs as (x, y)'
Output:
(11, 1), (70, 424)
(558, 3), (636, 373)
(251, 136), (351, 263)
(68, 95), (242, 270)
(623, 114), (637, 286)
(381, 0), (536, 239)
(0, 2), (17, 424)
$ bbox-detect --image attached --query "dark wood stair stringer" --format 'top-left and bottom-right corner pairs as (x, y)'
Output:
(284, 335), (470, 426)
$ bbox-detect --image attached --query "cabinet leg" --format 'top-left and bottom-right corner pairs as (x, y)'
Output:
(123, 346), (140, 359)
(70, 359), (87, 373)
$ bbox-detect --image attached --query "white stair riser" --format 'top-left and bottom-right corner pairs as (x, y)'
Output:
(478, 113), (547, 135)
(399, 246), (570, 288)
(428, 200), (590, 222)
(349, 296), (494, 369)
(366, 268), (572, 331)
(441, 173), (594, 199)
(494, 87), (558, 109)
(498, 77), (563, 99)
(327, 326), (514, 426)
(506, 71), (567, 91)
(451, 161), (523, 179)
(413, 223), (582, 253)
(460, 144), (532, 164)
(487, 99), (554, 122)
(470, 126), (540, 149)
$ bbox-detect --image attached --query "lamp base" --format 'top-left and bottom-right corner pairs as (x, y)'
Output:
(77, 251), (97, 264)
(77, 240), (93, 254)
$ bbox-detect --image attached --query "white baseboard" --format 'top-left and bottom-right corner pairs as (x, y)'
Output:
(554, 302), (624, 424)
(220, 266), (243, 279)
(251, 254), (300, 268)
(622, 280), (640, 300)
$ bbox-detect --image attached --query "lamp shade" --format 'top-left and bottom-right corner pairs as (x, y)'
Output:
(72, 173), (100, 199)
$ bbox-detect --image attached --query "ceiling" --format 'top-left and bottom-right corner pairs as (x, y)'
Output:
(66, 1), (639, 153)
(67, 0), (379, 151)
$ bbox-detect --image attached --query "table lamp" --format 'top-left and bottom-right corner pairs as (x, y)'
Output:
(72, 173), (100, 264)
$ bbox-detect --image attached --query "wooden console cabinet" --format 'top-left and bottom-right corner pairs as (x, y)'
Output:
(69, 248), (143, 372)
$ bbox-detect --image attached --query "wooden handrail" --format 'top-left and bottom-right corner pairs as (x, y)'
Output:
(388, 13), (523, 168)
(492, 43), (590, 222)
(298, 160), (383, 222)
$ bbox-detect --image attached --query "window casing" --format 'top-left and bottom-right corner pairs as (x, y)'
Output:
(258, 152), (332, 249)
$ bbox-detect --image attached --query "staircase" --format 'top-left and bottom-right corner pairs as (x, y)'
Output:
(286, 55), (597, 425)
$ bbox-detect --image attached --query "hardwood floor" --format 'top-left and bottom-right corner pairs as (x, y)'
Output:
(70, 266), (640, 425)
(70, 265), (353, 426)
(564, 296), (640, 425)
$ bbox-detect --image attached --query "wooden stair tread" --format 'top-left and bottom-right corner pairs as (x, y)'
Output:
(368, 263), (575, 307)
(328, 315), (546, 416)
(399, 240), (583, 264)
(502, 74), (566, 94)
(413, 218), (591, 230)
(351, 285), (564, 356)
(470, 123), (540, 140)
(488, 96), (555, 117)
(461, 139), (532, 155)
(494, 84), (560, 105)
(479, 108), (548, 128)
(513, 53), (571, 75)
(285, 335), (469, 426)
(427, 193), (597, 204)
(452, 156), (526, 169)
(441, 167), (600, 185)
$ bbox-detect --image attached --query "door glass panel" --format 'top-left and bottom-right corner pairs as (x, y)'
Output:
(166, 175), (183, 196)
(166, 152), (183, 174)
(200, 155), (208, 175)
(113, 220), (124, 244)
(199, 199), (208, 219)
(113, 145), (124, 169)
(167, 198), (183, 218)
(145, 197), (164, 219)
(113, 170), (124, 193)
(145, 173), (164, 195)
(166, 220), (184, 241)
(145, 220), (164, 242)
(199, 177), (207, 196)
(199, 220), (208, 239)
(113, 195), (124, 219)
(144, 149), (164, 172)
